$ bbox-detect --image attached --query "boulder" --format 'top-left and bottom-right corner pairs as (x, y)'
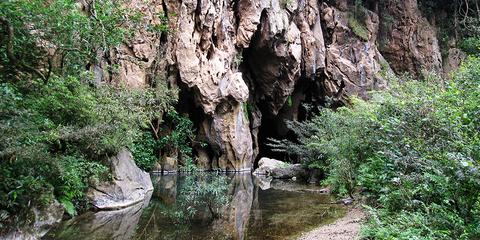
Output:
(88, 149), (153, 210)
(253, 157), (307, 179)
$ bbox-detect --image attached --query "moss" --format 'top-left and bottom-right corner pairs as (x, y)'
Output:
(348, 13), (369, 42)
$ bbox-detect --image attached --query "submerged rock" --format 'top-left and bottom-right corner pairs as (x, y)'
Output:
(253, 157), (307, 179)
(88, 149), (153, 210)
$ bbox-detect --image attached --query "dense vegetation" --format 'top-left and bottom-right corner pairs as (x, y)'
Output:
(270, 57), (480, 239)
(1, 0), (479, 238)
(0, 0), (189, 230)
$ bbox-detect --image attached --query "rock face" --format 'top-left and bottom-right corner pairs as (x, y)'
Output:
(444, 47), (466, 78)
(322, 3), (390, 102)
(253, 157), (307, 179)
(88, 149), (153, 210)
(1, 200), (64, 240)
(93, 0), (447, 172)
(378, 0), (443, 77)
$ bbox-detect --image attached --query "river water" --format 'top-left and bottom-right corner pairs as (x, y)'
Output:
(45, 174), (345, 240)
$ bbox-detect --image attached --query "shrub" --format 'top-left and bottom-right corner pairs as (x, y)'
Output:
(131, 130), (158, 171)
(459, 37), (480, 55)
(0, 76), (179, 226)
(0, 0), (177, 231)
(271, 57), (480, 239)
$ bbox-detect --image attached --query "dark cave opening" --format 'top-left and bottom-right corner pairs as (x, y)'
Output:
(253, 75), (329, 167)
(176, 80), (216, 169)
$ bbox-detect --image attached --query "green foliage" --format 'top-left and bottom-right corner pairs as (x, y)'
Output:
(158, 111), (195, 157)
(287, 96), (293, 107)
(347, 2), (369, 42)
(0, 77), (180, 229)
(271, 57), (480, 239)
(131, 110), (195, 172)
(281, 0), (293, 9)
(131, 130), (158, 171)
(459, 37), (480, 55)
(0, 1), (176, 228)
(163, 173), (230, 223)
(0, 0), (146, 80)
(348, 15), (369, 42)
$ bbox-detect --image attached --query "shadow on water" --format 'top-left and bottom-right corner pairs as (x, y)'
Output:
(44, 174), (346, 240)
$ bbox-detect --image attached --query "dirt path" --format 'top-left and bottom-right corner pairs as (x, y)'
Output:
(297, 205), (365, 240)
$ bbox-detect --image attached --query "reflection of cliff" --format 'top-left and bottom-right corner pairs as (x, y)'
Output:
(47, 192), (152, 240)
(251, 177), (264, 231)
(215, 174), (256, 240)
(48, 174), (346, 240)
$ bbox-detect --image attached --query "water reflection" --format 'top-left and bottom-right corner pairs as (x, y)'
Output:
(44, 191), (152, 240)
(46, 174), (345, 240)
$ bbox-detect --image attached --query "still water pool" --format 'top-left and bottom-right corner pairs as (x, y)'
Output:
(45, 174), (345, 240)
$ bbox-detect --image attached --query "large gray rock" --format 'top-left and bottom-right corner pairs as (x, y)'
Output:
(88, 149), (153, 210)
(253, 157), (307, 179)
(1, 200), (64, 240)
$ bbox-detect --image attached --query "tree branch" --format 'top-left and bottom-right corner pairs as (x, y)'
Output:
(0, 16), (48, 83)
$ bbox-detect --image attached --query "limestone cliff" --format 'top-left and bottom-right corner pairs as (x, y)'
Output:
(94, 0), (451, 172)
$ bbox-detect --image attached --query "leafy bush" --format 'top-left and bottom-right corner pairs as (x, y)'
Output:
(459, 37), (480, 55)
(161, 173), (230, 223)
(0, 0), (143, 81)
(0, 77), (179, 230)
(270, 57), (480, 239)
(0, 0), (176, 229)
(131, 130), (159, 171)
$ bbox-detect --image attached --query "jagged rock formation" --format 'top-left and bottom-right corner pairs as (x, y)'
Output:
(377, 0), (443, 77)
(95, 0), (445, 172)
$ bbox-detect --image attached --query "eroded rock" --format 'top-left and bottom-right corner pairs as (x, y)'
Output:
(322, 3), (389, 103)
(171, 0), (255, 171)
(88, 0), (451, 172)
(247, 2), (302, 116)
(378, 0), (443, 77)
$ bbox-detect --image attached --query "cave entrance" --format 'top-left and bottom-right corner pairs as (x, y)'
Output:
(253, 76), (326, 168)
(175, 80), (216, 170)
